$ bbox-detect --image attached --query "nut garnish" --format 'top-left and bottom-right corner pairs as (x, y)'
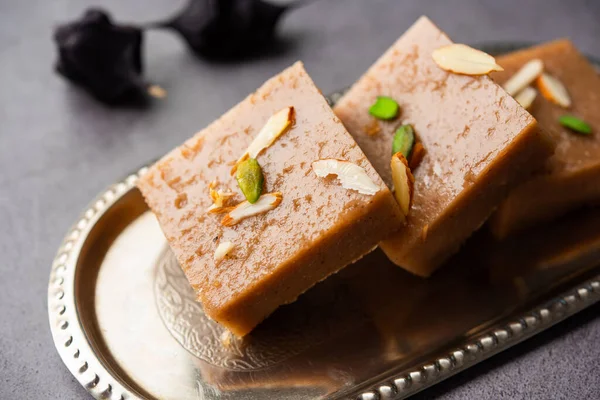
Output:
(214, 241), (234, 263)
(392, 124), (415, 158)
(559, 115), (592, 135)
(147, 84), (167, 99)
(537, 73), (571, 108)
(369, 96), (400, 120)
(391, 152), (415, 218)
(514, 86), (537, 110)
(236, 158), (264, 204)
(221, 192), (283, 226)
(312, 159), (380, 195)
(432, 44), (503, 75)
(232, 107), (294, 174)
(207, 186), (235, 214)
(409, 142), (426, 170)
(502, 59), (544, 96)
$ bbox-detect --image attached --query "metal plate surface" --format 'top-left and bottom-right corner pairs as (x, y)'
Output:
(48, 45), (600, 400)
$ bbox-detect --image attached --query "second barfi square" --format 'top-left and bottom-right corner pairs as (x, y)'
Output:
(138, 62), (404, 336)
(490, 40), (600, 237)
(334, 16), (554, 276)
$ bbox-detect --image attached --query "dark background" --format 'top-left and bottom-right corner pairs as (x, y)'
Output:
(1, 0), (599, 398)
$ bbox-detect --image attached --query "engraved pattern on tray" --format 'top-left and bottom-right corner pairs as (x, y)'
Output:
(154, 246), (363, 371)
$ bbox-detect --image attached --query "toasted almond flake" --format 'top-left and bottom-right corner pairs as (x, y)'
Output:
(207, 204), (234, 214)
(502, 59), (544, 96)
(311, 159), (380, 195)
(207, 188), (235, 213)
(147, 84), (167, 99)
(432, 44), (503, 75)
(232, 107), (295, 174)
(214, 241), (234, 262)
(221, 192), (282, 226)
(514, 86), (537, 110)
(537, 73), (571, 108)
(391, 153), (415, 218)
(409, 142), (426, 170)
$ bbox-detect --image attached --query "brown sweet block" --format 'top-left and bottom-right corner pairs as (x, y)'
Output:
(489, 39), (600, 237)
(333, 16), (554, 277)
(137, 62), (404, 336)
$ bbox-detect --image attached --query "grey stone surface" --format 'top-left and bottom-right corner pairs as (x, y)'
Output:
(0, 0), (599, 399)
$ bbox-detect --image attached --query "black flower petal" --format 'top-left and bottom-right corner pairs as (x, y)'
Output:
(158, 0), (298, 60)
(54, 9), (146, 104)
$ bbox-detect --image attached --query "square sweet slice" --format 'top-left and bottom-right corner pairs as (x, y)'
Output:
(137, 62), (404, 336)
(333, 16), (554, 277)
(489, 39), (600, 237)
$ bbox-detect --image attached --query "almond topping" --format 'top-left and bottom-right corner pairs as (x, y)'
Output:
(514, 87), (537, 110)
(432, 44), (503, 75)
(502, 59), (544, 96)
(232, 107), (295, 174)
(311, 159), (380, 195)
(409, 142), (426, 170)
(214, 241), (234, 263)
(391, 152), (415, 218)
(221, 192), (282, 226)
(147, 84), (167, 99)
(207, 188), (235, 214)
(537, 73), (571, 108)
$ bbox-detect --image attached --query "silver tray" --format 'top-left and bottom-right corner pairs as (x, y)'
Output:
(48, 45), (600, 400)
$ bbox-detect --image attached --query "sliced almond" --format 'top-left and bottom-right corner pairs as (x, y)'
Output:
(147, 84), (167, 99)
(232, 107), (295, 174)
(207, 204), (234, 214)
(432, 44), (503, 75)
(391, 152), (415, 218)
(207, 188), (235, 214)
(311, 159), (380, 195)
(221, 192), (282, 226)
(214, 241), (234, 263)
(514, 86), (537, 110)
(537, 73), (571, 108)
(409, 142), (426, 170)
(502, 59), (544, 96)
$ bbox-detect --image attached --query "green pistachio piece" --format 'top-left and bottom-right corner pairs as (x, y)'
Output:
(236, 158), (264, 203)
(559, 115), (592, 135)
(392, 124), (415, 159)
(369, 96), (400, 120)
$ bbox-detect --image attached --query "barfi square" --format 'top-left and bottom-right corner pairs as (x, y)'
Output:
(490, 39), (600, 237)
(138, 62), (403, 336)
(334, 16), (553, 276)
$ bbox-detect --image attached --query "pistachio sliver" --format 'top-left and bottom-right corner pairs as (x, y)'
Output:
(559, 115), (592, 135)
(236, 158), (264, 203)
(392, 124), (415, 158)
(369, 96), (400, 120)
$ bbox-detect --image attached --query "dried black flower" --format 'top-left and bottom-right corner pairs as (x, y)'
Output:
(54, 9), (146, 104)
(156, 0), (302, 60)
